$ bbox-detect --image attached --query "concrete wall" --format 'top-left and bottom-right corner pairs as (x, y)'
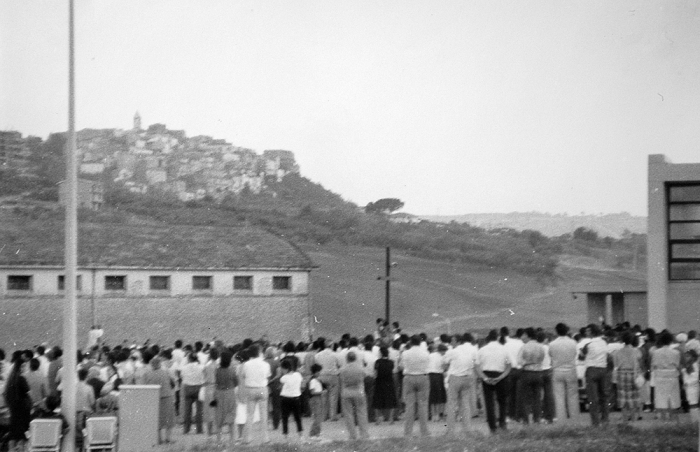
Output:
(0, 294), (311, 348)
(0, 268), (309, 298)
(623, 292), (648, 327)
(668, 284), (700, 331)
(647, 154), (700, 331)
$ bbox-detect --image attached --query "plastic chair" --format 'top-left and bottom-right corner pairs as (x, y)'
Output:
(83, 416), (117, 452)
(27, 419), (62, 452)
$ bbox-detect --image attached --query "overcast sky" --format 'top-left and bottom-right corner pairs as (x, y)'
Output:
(2, 0), (699, 216)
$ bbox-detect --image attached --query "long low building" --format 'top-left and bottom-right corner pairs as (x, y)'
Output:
(0, 221), (316, 347)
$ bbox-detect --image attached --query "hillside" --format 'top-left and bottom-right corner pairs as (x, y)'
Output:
(421, 212), (646, 238)
(303, 244), (645, 339)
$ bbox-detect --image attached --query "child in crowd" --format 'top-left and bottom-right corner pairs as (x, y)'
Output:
(279, 359), (304, 442)
(307, 364), (324, 440)
(682, 349), (699, 421)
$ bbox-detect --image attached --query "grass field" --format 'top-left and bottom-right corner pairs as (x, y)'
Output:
(179, 422), (699, 452)
(0, 244), (644, 348)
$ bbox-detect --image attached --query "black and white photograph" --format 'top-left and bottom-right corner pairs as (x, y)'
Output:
(1, 1), (699, 450)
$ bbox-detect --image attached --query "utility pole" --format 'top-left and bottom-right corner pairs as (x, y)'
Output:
(377, 247), (392, 324)
(385, 247), (390, 324)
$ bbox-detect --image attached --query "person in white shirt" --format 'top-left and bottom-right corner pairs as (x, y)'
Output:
(443, 332), (478, 436)
(180, 352), (205, 434)
(239, 344), (272, 444)
(399, 335), (431, 438)
(581, 323), (610, 426)
(427, 343), (447, 422)
(279, 359), (304, 441)
(476, 330), (511, 433)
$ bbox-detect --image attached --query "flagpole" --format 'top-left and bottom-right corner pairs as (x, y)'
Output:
(62, 0), (78, 450)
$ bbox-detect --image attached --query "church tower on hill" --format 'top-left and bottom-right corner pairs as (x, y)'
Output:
(133, 111), (142, 131)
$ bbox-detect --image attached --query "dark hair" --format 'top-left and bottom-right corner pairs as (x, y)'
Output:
(348, 337), (359, 347)
(621, 331), (635, 346)
(45, 394), (61, 412)
(209, 348), (220, 362)
(29, 358), (40, 372)
(220, 351), (233, 369)
(462, 333), (474, 343)
(142, 350), (154, 365)
(380, 346), (389, 358)
(555, 323), (569, 336)
(282, 341), (296, 354)
(657, 330), (674, 347)
(311, 363), (322, 374)
(78, 367), (89, 381)
(587, 324), (602, 337)
(485, 329), (499, 343)
(247, 344), (260, 358)
(346, 351), (357, 363)
(536, 331), (547, 343)
(410, 335), (421, 346)
(174, 340), (183, 348)
(281, 359), (293, 372)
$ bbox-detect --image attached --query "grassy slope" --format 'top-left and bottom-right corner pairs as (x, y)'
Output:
(303, 244), (644, 340)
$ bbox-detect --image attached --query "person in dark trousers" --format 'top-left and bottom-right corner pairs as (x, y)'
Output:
(477, 330), (511, 432)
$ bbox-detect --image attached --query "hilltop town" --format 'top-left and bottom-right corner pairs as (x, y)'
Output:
(0, 112), (299, 205)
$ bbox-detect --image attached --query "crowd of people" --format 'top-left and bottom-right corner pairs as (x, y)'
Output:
(1, 318), (699, 450)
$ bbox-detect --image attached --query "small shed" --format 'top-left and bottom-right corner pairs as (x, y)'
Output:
(570, 283), (647, 327)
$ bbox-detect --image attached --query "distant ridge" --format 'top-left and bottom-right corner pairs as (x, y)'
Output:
(419, 212), (646, 238)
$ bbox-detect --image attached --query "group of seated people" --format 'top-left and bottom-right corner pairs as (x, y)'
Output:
(1, 319), (699, 448)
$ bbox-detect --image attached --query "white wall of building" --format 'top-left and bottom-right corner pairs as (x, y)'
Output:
(0, 267), (309, 298)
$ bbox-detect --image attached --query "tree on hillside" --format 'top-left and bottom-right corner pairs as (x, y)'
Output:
(573, 226), (599, 242)
(365, 198), (404, 214)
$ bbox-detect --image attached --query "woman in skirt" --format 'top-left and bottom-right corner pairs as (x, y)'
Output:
(613, 332), (643, 422)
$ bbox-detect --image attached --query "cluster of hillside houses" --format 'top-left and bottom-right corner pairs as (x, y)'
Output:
(2, 112), (300, 208)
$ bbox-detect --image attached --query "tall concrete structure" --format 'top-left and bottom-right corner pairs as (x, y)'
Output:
(647, 154), (700, 331)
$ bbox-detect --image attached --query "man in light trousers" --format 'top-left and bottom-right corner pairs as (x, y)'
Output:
(239, 344), (271, 444)
(549, 322), (580, 421)
(443, 332), (479, 436)
(399, 335), (431, 437)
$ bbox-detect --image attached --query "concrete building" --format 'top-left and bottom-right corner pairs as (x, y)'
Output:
(572, 154), (700, 331)
(0, 223), (316, 346)
(647, 154), (700, 331)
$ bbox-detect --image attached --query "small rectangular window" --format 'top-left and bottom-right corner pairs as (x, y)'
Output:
(193, 276), (212, 291)
(670, 185), (700, 202)
(8, 275), (32, 291)
(234, 276), (253, 290)
(105, 275), (126, 291)
(272, 276), (291, 290)
(149, 276), (170, 291)
(58, 275), (83, 291)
